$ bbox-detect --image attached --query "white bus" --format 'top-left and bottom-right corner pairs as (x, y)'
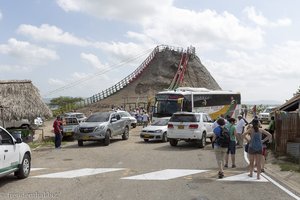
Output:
(152, 87), (241, 122)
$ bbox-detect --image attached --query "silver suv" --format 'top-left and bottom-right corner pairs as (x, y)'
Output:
(167, 112), (214, 148)
(117, 111), (137, 128)
(74, 111), (130, 146)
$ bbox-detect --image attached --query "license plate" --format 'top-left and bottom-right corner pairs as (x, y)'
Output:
(65, 132), (72, 136)
(144, 134), (150, 138)
(178, 125), (184, 129)
(82, 135), (90, 140)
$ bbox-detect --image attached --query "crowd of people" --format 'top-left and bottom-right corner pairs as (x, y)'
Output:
(212, 114), (275, 179)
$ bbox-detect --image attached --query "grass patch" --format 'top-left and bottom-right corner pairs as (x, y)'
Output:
(28, 140), (54, 149)
(279, 162), (300, 173)
(272, 153), (300, 173)
(28, 137), (67, 149)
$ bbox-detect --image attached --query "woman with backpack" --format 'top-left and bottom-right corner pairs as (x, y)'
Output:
(212, 118), (228, 179)
(242, 119), (272, 180)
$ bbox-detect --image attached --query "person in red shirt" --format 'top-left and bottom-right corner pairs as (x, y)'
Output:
(53, 116), (62, 148)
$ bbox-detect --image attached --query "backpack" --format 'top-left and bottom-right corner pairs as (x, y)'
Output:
(217, 126), (230, 148)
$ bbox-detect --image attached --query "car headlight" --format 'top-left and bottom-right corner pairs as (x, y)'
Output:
(94, 126), (105, 131)
(154, 130), (163, 133)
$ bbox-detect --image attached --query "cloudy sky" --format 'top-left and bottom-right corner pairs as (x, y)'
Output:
(0, 0), (299, 104)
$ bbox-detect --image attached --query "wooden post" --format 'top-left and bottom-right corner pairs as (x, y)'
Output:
(0, 106), (4, 127)
(0, 105), (8, 128)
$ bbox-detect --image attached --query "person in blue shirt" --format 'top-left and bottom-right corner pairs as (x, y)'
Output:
(212, 118), (227, 179)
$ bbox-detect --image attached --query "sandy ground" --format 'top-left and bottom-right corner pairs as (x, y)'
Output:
(33, 118), (55, 141)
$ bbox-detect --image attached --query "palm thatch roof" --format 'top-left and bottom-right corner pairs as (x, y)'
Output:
(274, 93), (300, 112)
(0, 80), (52, 121)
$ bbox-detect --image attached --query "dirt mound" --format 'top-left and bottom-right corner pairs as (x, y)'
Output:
(80, 49), (221, 113)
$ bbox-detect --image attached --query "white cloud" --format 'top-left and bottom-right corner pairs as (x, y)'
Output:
(70, 71), (109, 83)
(95, 7), (265, 52)
(0, 64), (30, 72)
(56, 0), (173, 22)
(95, 41), (152, 60)
(225, 49), (250, 60)
(0, 38), (59, 65)
(203, 41), (300, 102)
(46, 71), (112, 97)
(0, 10), (2, 20)
(56, 0), (81, 12)
(243, 6), (292, 27)
(48, 78), (65, 86)
(17, 24), (90, 46)
(80, 53), (107, 69)
(146, 8), (264, 50)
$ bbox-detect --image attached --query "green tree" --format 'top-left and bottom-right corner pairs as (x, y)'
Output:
(50, 96), (84, 115)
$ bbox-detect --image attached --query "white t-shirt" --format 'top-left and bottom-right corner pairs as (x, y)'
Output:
(142, 114), (149, 122)
(236, 118), (246, 134)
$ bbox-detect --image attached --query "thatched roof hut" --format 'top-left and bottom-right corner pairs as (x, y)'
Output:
(0, 80), (52, 121)
(274, 93), (300, 112)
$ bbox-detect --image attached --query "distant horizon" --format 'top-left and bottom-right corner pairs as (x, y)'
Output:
(43, 97), (286, 106)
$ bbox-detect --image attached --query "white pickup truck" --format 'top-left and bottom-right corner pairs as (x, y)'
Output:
(0, 126), (31, 179)
(258, 107), (275, 124)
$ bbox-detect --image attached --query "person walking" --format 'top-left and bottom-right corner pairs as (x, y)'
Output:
(236, 115), (248, 146)
(267, 116), (275, 142)
(212, 118), (228, 179)
(242, 119), (272, 179)
(142, 112), (149, 128)
(244, 106), (248, 118)
(53, 116), (63, 149)
(252, 105), (257, 117)
(224, 118), (238, 168)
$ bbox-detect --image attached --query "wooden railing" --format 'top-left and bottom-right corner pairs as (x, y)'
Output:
(72, 45), (188, 109)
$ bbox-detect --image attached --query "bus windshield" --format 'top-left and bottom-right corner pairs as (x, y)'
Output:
(153, 100), (179, 118)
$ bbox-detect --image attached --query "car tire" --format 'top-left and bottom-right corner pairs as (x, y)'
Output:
(16, 153), (31, 179)
(169, 139), (178, 147)
(78, 140), (83, 146)
(104, 130), (110, 146)
(122, 126), (129, 140)
(196, 132), (206, 148)
(144, 139), (149, 142)
(162, 132), (168, 142)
